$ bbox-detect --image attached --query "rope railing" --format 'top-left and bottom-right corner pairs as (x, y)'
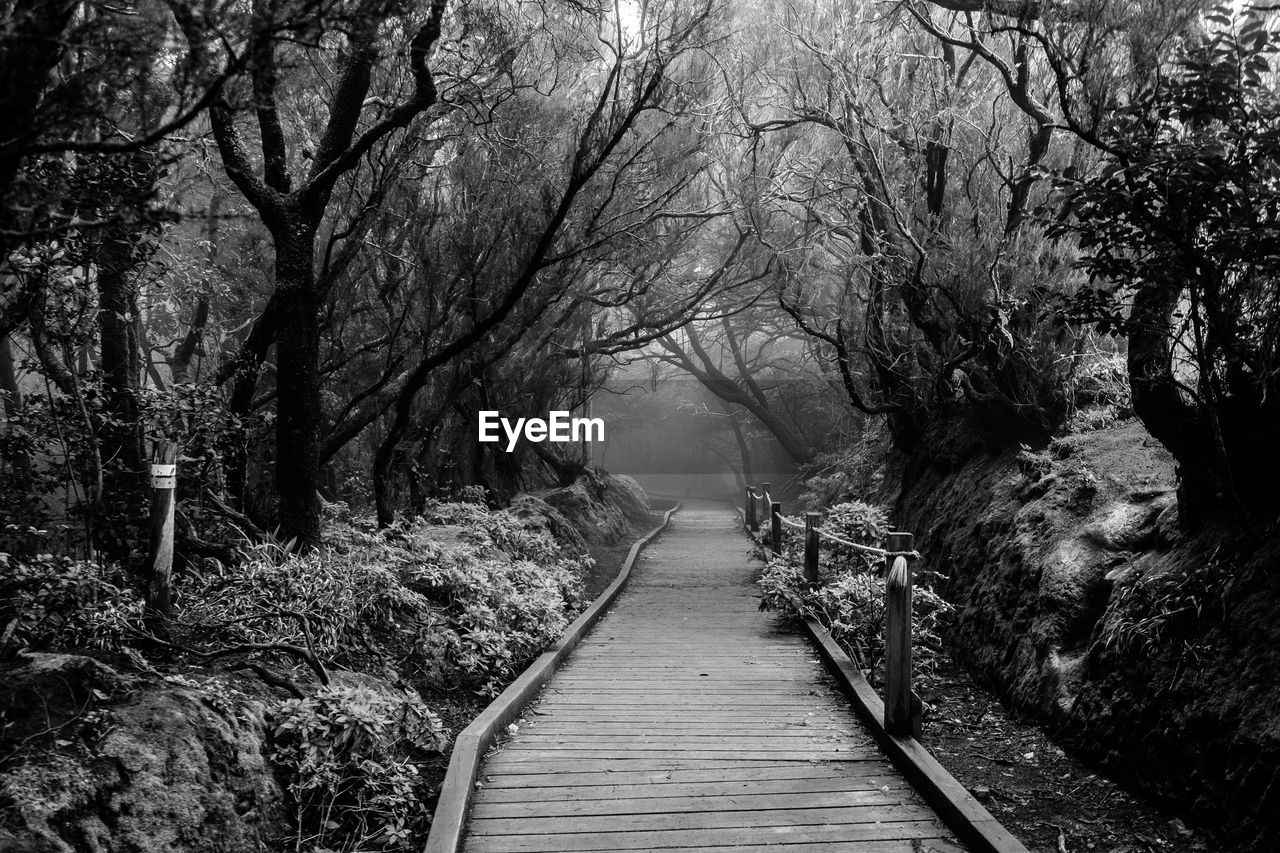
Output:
(741, 481), (922, 738)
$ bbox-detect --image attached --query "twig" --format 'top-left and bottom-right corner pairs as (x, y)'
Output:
(126, 627), (331, 686)
(260, 604), (330, 686)
(229, 662), (306, 699)
(202, 488), (267, 540)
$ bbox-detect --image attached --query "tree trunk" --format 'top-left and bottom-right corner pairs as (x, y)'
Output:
(0, 332), (27, 475)
(270, 218), (323, 549)
(97, 223), (147, 471)
(0, 333), (20, 417)
(373, 432), (397, 528)
(1127, 283), (1217, 526)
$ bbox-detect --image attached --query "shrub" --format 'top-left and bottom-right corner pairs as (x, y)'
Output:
(0, 552), (145, 652)
(183, 503), (587, 696)
(757, 501), (950, 685)
(760, 556), (950, 684)
(1097, 556), (1229, 660)
(270, 685), (449, 852)
(414, 499), (573, 565)
(403, 545), (583, 695)
(181, 544), (432, 663)
(820, 501), (892, 573)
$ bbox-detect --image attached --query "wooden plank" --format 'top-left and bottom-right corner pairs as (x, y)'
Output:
(516, 728), (861, 738)
(472, 788), (922, 818)
(467, 803), (939, 835)
(489, 748), (873, 760)
(475, 776), (909, 802)
(496, 841), (966, 853)
(482, 757), (874, 774)
(511, 722), (851, 731)
(463, 819), (958, 853)
(529, 696), (829, 701)
(505, 724), (856, 735)
(478, 763), (897, 788)
(443, 505), (997, 853)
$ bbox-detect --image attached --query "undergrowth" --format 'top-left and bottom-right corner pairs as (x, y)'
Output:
(757, 501), (952, 685)
(1097, 549), (1232, 662)
(1, 497), (592, 853)
(270, 685), (449, 852)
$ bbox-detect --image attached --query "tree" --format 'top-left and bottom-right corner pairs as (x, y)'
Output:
(1050, 12), (1280, 524)
(724, 0), (1087, 450)
(191, 0), (451, 549)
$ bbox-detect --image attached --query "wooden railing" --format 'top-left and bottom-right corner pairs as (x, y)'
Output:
(743, 484), (922, 738)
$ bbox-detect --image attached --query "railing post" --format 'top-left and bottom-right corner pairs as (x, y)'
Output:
(884, 531), (918, 737)
(804, 512), (820, 584)
(758, 482), (770, 535)
(745, 487), (757, 531)
(770, 501), (782, 556)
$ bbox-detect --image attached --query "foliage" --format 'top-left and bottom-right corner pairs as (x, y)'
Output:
(182, 544), (430, 663)
(796, 425), (893, 511)
(416, 499), (572, 566)
(0, 552), (145, 653)
(815, 501), (892, 573)
(270, 685), (449, 852)
(1062, 352), (1131, 434)
(758, 550), (951, 685)
(1046, 7), (1280, 511)
(183, 503), (587, 696)
(1097, 555), (1231, 660)
(757, 500), (950, 684)
(397, 519), (586, 696)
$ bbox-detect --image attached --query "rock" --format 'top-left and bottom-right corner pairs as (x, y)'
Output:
(0, 655), (286, 853)
(518, 470), (654, 549)
(602, 474), (652, 523)
(508, 493), (587, 552)
(0, 653), (134, 744)
(1081, 499), (1162, 552)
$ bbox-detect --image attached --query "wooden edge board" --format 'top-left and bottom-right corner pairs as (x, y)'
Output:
(422, 501), (681, 853)
(799, 617), (1029, 853)
(737, 507), (1028, 853)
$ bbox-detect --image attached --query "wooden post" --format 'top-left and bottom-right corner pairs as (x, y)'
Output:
(804, 512), (820, 584)
(745, 487), (757, 531)
(770, 501), (782, 556)
(145, 441), (178, 623)
(884, 531), (917, 737)
(758, 483), (771, 533)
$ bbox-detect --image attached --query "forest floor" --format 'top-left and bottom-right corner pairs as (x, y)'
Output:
(922, 658), (1217, 853)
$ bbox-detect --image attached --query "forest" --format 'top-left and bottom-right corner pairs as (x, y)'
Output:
(2, 0), (1279, 851)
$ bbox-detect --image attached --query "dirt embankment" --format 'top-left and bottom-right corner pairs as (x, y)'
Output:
(895, 415), (1280, 852)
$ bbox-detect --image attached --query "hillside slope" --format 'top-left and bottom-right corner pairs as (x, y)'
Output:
(896, 418), (1280, 852)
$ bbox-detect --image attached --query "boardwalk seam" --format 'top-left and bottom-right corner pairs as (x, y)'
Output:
(423, 501), (680, 853)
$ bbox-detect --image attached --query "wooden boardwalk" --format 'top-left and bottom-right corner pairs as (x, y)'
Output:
(463, 503), (968, 853)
